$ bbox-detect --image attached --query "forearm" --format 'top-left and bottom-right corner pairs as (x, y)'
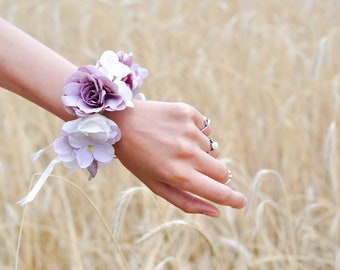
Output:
(2, 17), (247, 215)
(0, 18), (76, 121)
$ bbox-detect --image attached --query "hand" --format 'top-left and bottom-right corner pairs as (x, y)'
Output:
(108, 100), (247, 217)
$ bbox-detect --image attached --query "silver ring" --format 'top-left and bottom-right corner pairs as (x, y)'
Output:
(200, 117), (211, 132)
(207, 137), (218, 153)
(225, 169), (232, 184)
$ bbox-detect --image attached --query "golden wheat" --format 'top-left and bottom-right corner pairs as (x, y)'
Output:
(0, 0), (339, 269)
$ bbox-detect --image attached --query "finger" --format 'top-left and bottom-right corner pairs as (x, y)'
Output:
(208, 146), (220, 158)
(186, 134), (226, 182)
(173, 169), (247, 209)
(194, 152), (228, 183)
(196, 131), (220, 158)
(201, 125), (211, 136)
(187, 105), (211, 136)
(196, 116), (211, 136)
(145, 180), (221, 217)
(174, 132), (225, 182)
(206, 137), (220, 158)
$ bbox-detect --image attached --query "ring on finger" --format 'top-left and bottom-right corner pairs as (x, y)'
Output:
(207, 137), (218, 154)
(200, 117), (211, 132)
(225, 169), (232, 184)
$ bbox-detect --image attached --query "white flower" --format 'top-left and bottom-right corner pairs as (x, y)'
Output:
(63, 114), (118, 144)
(54, 114), (121, 177)
(97, 50), (130, 81)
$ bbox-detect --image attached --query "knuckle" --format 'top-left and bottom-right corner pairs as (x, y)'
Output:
(172, 168), (190, 188)
(159, 163), (190, 188)
(174, 103), (196, 121)
(176, 140), (196, 158)
(214, 189), (231, 205)
(183, 124), (198, 139)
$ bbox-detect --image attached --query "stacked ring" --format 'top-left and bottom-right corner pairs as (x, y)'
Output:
(225, 169), (232, 184)
(207, 137), (219, 154)
(200, 117), (211, 132)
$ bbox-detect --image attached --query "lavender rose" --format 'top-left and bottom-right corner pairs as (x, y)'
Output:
(62, 65), (129, 116)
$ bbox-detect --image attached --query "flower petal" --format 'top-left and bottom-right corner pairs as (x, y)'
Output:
(98, 51), (130, 81)
(63, 82), (82, 95)
(63, 159), (80, 171)
(61, 118), (81, 134)
(116, 80), (132, 98)
(76, 147), (94, 168)
(61, 95), (81, 107)
(57, 152), (76, 162)
(92, 143), (115, 163)
(68, 133), (90, 148)
(53, 137), (73, 155)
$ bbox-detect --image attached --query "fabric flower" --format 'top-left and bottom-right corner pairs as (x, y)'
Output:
(62, 65), (129, 116)
(53, 113), (121, 179)
(96, 50), (148, 98)
(96, 50), (131, 81)
(96, 51), (134, 107)
(18, 50), (148, 207)
(116, 51), (148, 95)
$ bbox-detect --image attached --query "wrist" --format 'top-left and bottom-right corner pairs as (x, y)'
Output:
(18, 50), (148, 206)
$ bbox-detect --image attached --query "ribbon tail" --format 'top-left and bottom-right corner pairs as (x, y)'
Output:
(17, 158), (61, 206)
(32, 144), (53, 161)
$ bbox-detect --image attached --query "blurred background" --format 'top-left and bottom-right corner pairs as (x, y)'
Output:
(0, 0), (339, 269)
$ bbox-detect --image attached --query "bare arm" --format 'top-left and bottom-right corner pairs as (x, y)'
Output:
(0, 17), (76, 120)
(0, 18), (247, 217)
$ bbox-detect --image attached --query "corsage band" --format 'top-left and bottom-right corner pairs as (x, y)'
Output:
(18, 50), (148, 206)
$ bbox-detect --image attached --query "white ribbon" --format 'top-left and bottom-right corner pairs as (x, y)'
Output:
(17, 158), (61, 206)
(32, 144), (53, 161)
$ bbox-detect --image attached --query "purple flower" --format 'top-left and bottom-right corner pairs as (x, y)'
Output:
(53, 114), (121, 179)
(62, 66), (128, 116)
(116, 51), (148, 95)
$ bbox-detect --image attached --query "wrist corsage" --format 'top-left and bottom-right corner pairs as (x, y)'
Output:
(18, 50), (148, 206)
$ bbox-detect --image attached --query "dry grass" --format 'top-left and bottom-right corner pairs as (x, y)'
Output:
(1, 0), (340, 269)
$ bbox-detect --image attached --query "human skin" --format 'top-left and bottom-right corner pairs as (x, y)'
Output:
(0, 18), (247, 217)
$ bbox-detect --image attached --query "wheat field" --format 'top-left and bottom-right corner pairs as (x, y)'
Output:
(0, 0), (339, 269)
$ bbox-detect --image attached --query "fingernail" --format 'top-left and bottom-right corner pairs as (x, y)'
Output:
(241, 197), (248, 208)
